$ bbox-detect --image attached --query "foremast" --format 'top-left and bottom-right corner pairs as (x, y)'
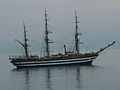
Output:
(23, 22), (29, 58)
(75, 11), (81, 55)
(15, 22), (29, 58)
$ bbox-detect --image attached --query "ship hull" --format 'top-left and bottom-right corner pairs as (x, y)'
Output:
(11, 56), (97, 68)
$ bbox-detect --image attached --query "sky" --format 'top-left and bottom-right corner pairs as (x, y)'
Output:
(0, 0), (120, 54)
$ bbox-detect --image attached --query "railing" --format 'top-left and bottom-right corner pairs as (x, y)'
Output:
(9, 55), (27, 60)
(9, 55), (40, 60)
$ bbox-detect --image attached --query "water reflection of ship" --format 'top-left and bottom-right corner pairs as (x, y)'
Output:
(46, 68), (52, 90)
(12, 67), (52, 90)
(9, 10), (116, 68)
(12, 68), (31, 90)
(76, 67), (81, 88)
(11, 65), (100, 90)
(24, 70), (30, 90)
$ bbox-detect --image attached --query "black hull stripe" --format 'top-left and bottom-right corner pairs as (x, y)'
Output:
(13, 58), (93, 65)
(16, 60), (93, 68)
(15, 60), (93, 68)
(13, 59), (94, 67)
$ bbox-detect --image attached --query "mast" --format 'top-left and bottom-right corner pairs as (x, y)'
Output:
(64, 45), (67, 55)
(44, 9), (50, 57)
(23, 22), (29, 58)
(75, 11), (80, 55)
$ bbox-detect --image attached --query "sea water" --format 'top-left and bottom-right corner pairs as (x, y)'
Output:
(0, 49), (120, 90)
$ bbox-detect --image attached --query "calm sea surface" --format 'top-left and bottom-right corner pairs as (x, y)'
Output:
(0, 50), (120, 90)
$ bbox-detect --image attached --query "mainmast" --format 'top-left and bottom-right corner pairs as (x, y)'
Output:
(44, 9), (50, 57)
(75, 11), (80, 55)
(23, 22), (29, 58)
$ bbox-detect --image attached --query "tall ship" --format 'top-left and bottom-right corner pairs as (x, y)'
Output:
(9, 10), (116, 68)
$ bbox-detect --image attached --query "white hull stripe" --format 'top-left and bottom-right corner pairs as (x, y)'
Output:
(13, 56), (96, 65)
(14, 59), (93, 67)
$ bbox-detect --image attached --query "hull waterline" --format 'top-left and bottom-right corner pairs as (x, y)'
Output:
(11, 57), (96, 68)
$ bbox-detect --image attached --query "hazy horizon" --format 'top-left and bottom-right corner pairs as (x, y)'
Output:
(0, 0), (120, 54)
